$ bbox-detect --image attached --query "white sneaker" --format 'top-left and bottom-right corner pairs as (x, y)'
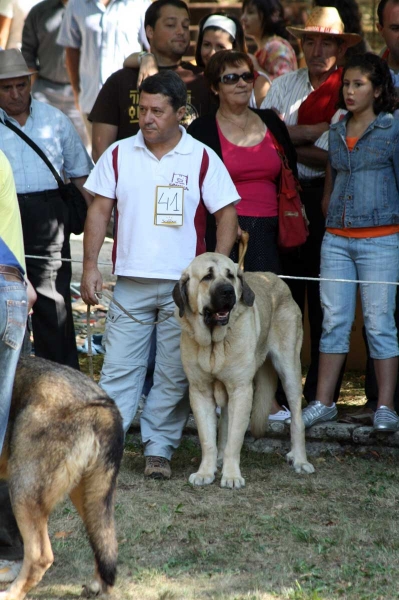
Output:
(0, 559), (22, 583)
(268, 406), (291, 421)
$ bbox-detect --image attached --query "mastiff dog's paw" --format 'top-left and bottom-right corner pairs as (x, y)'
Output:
(220, 465), (245, 489)
(286, 451), (315, 474)
(189, 471), (215, 486)
(220, 474), (245, 489)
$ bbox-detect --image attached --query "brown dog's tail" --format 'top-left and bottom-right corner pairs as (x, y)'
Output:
(250, 359), (277, 439)
(84, 468), (120, 587)
(70, 408), (124, 591)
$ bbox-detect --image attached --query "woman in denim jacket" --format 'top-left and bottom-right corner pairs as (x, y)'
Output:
(296, 53), (399, 432)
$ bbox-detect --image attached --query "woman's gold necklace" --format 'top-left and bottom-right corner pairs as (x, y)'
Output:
(218, 110), (249, 132)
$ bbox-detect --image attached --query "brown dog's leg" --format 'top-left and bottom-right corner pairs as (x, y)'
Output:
(0, 505), (53, 600)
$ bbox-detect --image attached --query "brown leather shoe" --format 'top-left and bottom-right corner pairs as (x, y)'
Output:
(144, 456), (171, 480)
(339, 406), (374, 425)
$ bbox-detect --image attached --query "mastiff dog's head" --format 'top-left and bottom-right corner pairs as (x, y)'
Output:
(173, 253), (255, 344)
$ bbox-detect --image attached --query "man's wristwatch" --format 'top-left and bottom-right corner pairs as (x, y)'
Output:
(138, 51), (154, 64)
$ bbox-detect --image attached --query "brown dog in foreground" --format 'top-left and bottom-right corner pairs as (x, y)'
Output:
(0, 357), (124, 600)
(173, 253), (314, 489)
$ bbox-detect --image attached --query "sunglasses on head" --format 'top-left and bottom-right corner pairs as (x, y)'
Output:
(218, 71), (255, 85)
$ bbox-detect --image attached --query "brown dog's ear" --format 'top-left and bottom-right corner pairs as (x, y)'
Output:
(173, 274), (190, 317)
(237, 272), (255, 306)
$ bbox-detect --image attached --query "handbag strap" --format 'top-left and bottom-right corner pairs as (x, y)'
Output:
(268, 129), (302, 193)
(3, 119), (65, 188)
(268, 130), (289, 168)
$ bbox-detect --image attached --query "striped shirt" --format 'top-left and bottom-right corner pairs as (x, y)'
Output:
(262, 68), (333, 180)
(0, 99), (93, 193)
(57, 0), (150, 114)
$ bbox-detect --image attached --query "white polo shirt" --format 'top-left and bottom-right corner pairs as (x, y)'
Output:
(85, 127), (240, 280)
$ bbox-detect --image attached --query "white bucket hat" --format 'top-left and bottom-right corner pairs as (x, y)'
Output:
(0, 49), (36, 80)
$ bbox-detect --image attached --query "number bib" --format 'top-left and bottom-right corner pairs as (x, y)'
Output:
(154, 186), (184, 226)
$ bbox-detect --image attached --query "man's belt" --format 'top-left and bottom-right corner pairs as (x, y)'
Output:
(0, 265), (24, 281)
(299, 177), (325, 189)
(17, 189), (61, 201)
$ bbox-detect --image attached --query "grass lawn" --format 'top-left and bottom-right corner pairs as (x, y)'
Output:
(27, 436), (399, 600)
(9, 357), (397, 600)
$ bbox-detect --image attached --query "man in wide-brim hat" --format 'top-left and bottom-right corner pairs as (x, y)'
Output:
(286, 6), (362, 47)
(262, 7), (361, 428)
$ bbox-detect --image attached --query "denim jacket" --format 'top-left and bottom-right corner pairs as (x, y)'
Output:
(326, 112), (399, 228)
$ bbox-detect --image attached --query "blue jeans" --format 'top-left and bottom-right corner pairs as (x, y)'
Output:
(0, 275), (27, 453)
(320, 232), (399, 359)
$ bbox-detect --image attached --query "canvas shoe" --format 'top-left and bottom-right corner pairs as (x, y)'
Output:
(268, 406), (291, 421)
(144, 456), (171, 480)
(0, 559), (22, 583)
(285, 401), (337, 428)
(373, 406), (399, 432)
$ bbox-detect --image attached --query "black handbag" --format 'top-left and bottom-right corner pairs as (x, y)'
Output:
(3, 119), (88, 235)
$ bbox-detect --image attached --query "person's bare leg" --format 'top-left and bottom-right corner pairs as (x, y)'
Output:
(270, 397), (284, 415)
(374, 357), (398, 411)
(315, 352), (346, 407)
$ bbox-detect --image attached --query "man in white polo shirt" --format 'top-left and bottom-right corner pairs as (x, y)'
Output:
(81, 70), (239, 480)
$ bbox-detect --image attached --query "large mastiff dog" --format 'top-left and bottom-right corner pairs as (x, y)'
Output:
(173, 253), (314, 489)
(0, 357), (124, 600)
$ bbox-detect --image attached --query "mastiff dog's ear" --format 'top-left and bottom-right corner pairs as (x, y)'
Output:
(237, 271), (255, 306)
(173, 274), (190, 317)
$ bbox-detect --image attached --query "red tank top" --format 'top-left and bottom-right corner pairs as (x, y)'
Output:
(217, 122), (281, 217)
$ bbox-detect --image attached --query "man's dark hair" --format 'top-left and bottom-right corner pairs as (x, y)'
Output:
(378, 0), (399, 25)
(139, 70), (187, 111)
(337, 52), (397, 114)
(144, 0), (189, 30)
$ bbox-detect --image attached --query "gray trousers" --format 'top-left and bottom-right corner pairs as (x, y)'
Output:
(100, 277), (189, 460)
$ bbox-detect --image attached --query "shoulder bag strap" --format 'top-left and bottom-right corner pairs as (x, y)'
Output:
(268, 129), (287, 167)
(2, 118), (65, 188)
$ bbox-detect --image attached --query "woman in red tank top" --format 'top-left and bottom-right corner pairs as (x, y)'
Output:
(188, 50), (297, 275)
(188, 50), (298, 420)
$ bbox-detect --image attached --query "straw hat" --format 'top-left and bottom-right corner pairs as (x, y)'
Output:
(0, 49), (36, 80)
(287, 7), (362, 47)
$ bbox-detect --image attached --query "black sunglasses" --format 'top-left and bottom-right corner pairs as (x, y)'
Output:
(218, 71), (255, 85)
